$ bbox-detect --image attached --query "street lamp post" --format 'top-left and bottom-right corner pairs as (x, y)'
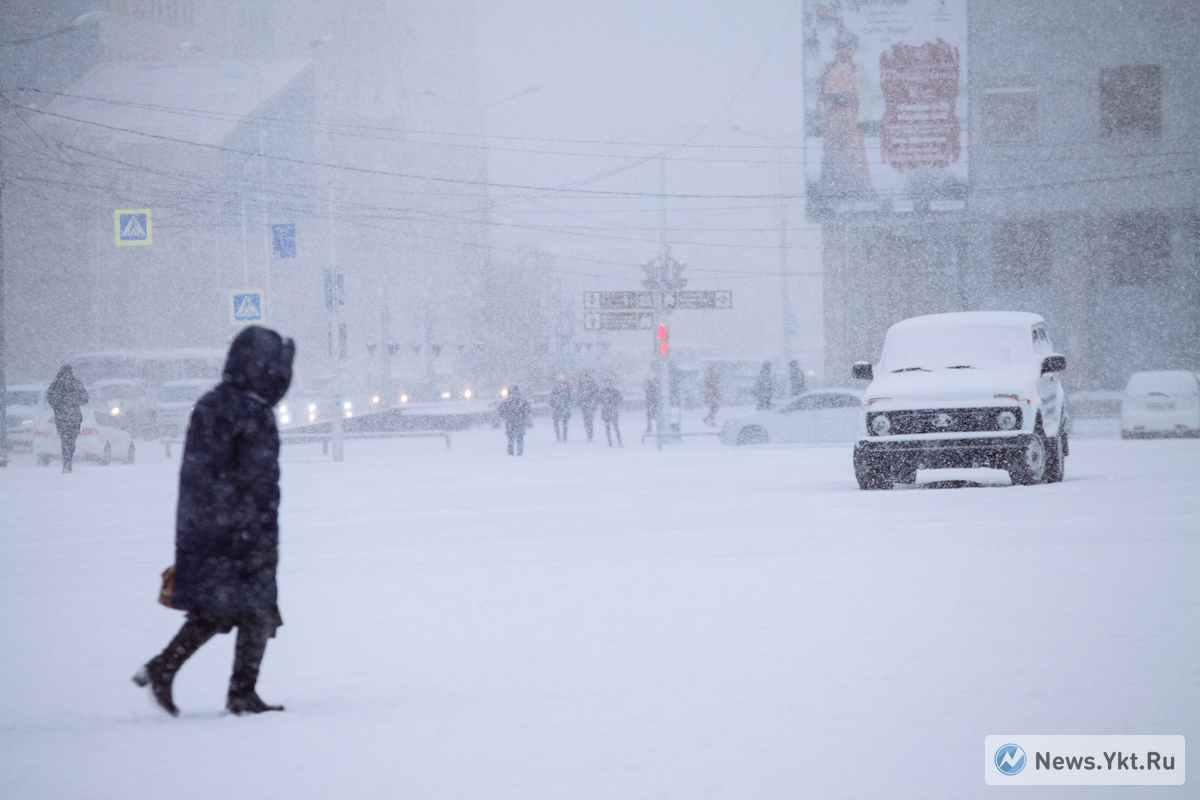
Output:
(0, 10), (108, 466)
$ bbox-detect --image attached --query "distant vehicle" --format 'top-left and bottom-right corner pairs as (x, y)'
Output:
(851, 311), (1069, 489)
(33, 408), (135, 466)
(4, 383), (48, 450)
(155, 379), (215, 437)
(88, 378), (157, 438)
(720, 389), (863, 445)
(1120, 370), (1200, 438)
(70, 349), (224, 389)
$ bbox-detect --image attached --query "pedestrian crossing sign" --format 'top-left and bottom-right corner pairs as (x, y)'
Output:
(114, 209), (152, 246)
(229, 289), (265, 325)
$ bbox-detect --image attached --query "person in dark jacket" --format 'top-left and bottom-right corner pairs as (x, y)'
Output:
(497, 385), (531, 455)
(789, 360), (807, 396)
(46, 365), (89, 473)
(577, 371), (599, 442)
(599, 379), (622, 446)
(754, 361), (774, 410)
(134, 326), (295, 716)
(550, 376), (572, 441)
(702, 363), (722, 426)
(643, 372), (659, 434)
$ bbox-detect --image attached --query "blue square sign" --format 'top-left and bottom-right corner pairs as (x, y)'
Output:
(115, 208), (152, 246)
(272, 223), (296, 258)
(229, 289), (265, 325)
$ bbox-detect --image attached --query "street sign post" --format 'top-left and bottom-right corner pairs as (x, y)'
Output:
(583, 311), (655, 331)
(583, 290), (732, 311)
(229, 289), (265, 325)
(114, 209), (151, 246)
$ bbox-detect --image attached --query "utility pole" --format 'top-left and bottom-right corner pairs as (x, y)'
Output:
(325, 188), (344, 462)
(775, 138), (795, 391)
(656, 155), (670, 450)
(379, 274), (392, 406)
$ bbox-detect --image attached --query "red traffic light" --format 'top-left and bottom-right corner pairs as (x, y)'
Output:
(657, 324), (667, 340)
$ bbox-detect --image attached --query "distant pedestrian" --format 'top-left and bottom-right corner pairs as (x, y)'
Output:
(702, 363), (722, 426)
(754, 362), (774, 410)
(599, 379), (623, 446)
(643, 372), (659, 434)
(498, 385), (532, 456)
(789, 360), (807, 396)
(134, 325), (295, 716)
(577, 371), (599, 442)
(550, 376), (573, 441)
(46, 365), (89, 473)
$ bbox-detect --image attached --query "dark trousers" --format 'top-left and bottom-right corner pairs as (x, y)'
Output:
(507, 429), (525, 455)
(58, 418), (81, 464)
(581, 406), (595, 441)
(148, 610), (275, 700)
(604, 416), (622, 446)
(553, 412), (569, 441)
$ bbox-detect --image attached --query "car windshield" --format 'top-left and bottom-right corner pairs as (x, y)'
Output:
(4, 390), (41, 406)
(157, 385), (206, 403)
(879, 326), (1031, 372)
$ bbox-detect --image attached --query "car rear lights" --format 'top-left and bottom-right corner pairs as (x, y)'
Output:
(81, 428), (99, 435)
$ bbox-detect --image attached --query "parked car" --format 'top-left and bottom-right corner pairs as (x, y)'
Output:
(4, 383), (48, 450)
(720, 389), (863, 445)
(33, 408), (135, 465)
(155, 379), (215, 437)
(851, 311), (1068, 489)
(1120, 370), (1200, 438)
(88, 378), (157, 438)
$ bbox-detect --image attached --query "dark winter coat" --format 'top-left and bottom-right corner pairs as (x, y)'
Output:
(754, 364), (774, 409)
(599, 387), (622, 421)
(550, 383), (573, 415)
(703, 366), (722, 407)
(46, 365), (89, 427)
(578, 374), (599, 412)
(497, 394), (532, 434)
(172, 326), (295, 616)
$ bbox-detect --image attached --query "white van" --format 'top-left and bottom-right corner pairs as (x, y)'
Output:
(851, 311), (1068, 489)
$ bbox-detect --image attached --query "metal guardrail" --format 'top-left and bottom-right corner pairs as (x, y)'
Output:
(162, 429), (451, 458)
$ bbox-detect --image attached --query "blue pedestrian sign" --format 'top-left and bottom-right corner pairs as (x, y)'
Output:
(272, 223), (296, 258)
(229, 289), (265, 325)
(114, 208), (152, 246)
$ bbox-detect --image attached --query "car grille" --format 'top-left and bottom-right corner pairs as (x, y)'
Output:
(867, 407), (1022, 435)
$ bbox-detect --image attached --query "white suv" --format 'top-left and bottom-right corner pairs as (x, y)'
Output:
(851, 311), (1068, 489)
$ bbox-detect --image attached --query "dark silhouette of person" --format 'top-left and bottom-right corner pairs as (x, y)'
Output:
(754, 362), (775, 410)
(599, 379), (623, 446)
(790, 360), (807, 396)
(46, 365), (89, 473)
(134, 326), (295, 716)
(550, 376), (572, 441)
(577, 371), (599, 442)
(497, 385), (532, 456)
(643, 372), (659, 434)
(702, 363), (722, 426)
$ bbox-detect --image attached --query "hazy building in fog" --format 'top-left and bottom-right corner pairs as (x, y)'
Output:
(814, 0), (1200, 390)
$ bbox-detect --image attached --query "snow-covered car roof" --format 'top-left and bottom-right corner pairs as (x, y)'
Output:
(1125, 371), (1199, 395)
(888, 311), (1045, 333)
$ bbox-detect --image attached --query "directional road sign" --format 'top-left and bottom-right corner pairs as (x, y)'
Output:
(114, 209), (152, 246)
(584, 311), (655, 331)
(230, 289), (265, 325)
(674, 290), (732, 309)
(584, 291), (655, 310)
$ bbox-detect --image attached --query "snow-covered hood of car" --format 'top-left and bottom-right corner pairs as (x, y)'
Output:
(864, 366), (1036, 406)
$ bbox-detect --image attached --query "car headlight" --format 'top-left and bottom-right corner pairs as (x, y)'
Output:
(870, 414), (892, 435)
(308, 403), (318, 413)
(110, 406), (121, 415)
(996, 410), (1018, 430)
(278, 404), (288, 415)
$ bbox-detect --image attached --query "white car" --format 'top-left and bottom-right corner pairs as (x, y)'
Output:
(4, 383), (48, 450)
(33, 408), (136, 465)
(720, 389), (863, 445)
(155, 379), (215, 437)
(89, 378), (157, 438)
(851, 311), (1068, 489)
(1120, 371), (1200, 438)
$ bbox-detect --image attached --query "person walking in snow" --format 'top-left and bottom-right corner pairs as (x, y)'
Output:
(497, 385), (532, 456)
(134, 325), (295, 716)
(599, 379), (623, 446)
(754, 361), (774, 410)
(550, 376), (573, 441)
(46, 364), (89, 473)
(577, 370), (599, 442)
(643, 372), (659, 434)
(702, 363), (722, 426)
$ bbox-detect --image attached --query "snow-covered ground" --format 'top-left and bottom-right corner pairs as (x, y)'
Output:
(2, 412), (1197, 799)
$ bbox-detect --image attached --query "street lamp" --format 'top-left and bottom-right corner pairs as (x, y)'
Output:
(0, 10), (107, 466)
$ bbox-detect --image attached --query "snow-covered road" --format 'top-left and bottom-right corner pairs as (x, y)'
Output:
(2, 421), (1197, 798)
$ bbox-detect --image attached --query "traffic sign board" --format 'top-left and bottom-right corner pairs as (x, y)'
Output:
(583, 291), (654, 310)
(675, 290), (732, 309)
(115, 208), (152, 246)
(229, 289), (265, 325)
(583, 311), (655, 331)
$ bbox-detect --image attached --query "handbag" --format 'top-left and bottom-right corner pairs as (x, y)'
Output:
(158, 566), (179, 609)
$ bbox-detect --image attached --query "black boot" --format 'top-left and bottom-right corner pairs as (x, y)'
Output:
(134, 617), (219, 716)
(226, 622), (284, 715)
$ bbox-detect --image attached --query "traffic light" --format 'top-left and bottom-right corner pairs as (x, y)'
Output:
(656, 323), (668, 355)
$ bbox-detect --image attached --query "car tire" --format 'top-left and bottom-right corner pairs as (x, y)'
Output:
(126, 442), (136, 464)
(100, 441), (112, 466)
(1045, 430), (1065, 483)
(1010, 430), (1047, 486)
(736, 426), (768, 445)
(853, 447), (892, 490)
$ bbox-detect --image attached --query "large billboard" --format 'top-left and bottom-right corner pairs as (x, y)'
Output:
(803, 0), (968, 219)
